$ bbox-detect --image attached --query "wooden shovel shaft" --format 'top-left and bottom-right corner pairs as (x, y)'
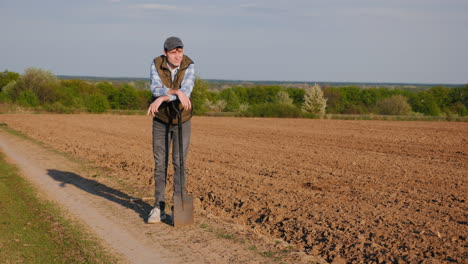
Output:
(172, 101), (194, 227)
(176, 104), (185, 205)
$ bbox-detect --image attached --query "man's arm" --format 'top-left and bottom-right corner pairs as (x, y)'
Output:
(167, 63), (195, 110)
(149, 61), (177, 101)
(147, 62), (196, 116)
(148, 61), (173, 116)
(179, 63), (196, 98)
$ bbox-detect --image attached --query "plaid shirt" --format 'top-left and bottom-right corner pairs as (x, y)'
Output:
(149, 60), (195, 102)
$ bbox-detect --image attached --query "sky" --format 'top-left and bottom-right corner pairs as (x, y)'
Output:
(1, 0), (467, 84)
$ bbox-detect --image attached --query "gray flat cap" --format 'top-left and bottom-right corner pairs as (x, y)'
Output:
(164, 36), (184, 51)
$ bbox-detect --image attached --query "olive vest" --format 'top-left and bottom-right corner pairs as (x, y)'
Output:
(152, 55), (194, 124)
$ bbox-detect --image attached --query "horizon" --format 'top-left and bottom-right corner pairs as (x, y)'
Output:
(55, 74), (467, 87)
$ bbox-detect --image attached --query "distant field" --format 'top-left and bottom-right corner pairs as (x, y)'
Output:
(56, 75), (466, 89)
(1, 114), (467, 263)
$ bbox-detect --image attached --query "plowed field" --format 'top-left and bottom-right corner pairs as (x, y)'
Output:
(1, 114), (467, 263)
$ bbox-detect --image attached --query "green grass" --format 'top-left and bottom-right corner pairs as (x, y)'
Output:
(0, 152), (118, 264)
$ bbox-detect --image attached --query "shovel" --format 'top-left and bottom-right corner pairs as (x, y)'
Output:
(172, 102), (194, 227)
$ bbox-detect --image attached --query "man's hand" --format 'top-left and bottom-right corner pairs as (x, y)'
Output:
(175, 90), (192, 110)
(167, 89), (191, 110)
(147, 96), (169, 117)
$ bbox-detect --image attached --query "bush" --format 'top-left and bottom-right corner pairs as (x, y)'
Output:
(135, 89), (152, 109)
(427, 86), (450, 110)
(0, 80), (16, 103)
(0, 70), (20, 91)
(95, 81), (120, 109)
(14, 68), (60, 104)
(323, 87), (344, 113)
(85, 94), (110, 113)
(204, 99), (226, 112)
(243, 103), (302, 118)
(285, 87), (305, 105)
(191, 77), (210, 115)
(220, 88), (240, 112)
(408, 92), (441, 116)
(116, 84), (138, 109)
(448, 86), (467, 116)
(0, 93), (7, 103)
(343, 104), (367, 114)
(44, 102), (74, 113)
(16, 90), (40, 107)
(238, 103), (249, 112)
(450, 101), (467, 116)
(375, 95), (412, 115)
(302, 84), (327, 115)
(277, 90), (293, 105)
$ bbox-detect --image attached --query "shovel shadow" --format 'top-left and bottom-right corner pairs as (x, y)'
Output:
(46, 169), (158, 223)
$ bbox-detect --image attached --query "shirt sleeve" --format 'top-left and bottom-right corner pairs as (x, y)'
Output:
(149, 61), (177, 101)
(179, 63), (196, 99)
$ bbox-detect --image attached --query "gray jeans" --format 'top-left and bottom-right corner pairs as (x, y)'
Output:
(152, 119), (191, 208)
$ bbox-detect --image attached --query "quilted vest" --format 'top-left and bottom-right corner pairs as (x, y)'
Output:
(152, 55), (194, 124)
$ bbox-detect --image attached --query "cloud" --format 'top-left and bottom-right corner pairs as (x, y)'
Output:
(332, 6), (445, 23)
(338, 7), (408, 19)
(239, 3), (259, 8)
(130, 4), (177, 11)
(239, 3), (288, 15)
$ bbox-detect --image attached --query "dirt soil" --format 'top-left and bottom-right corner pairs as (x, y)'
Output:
(1, 114), (466, 263)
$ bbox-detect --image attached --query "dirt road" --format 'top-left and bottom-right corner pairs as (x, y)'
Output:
(1, 114), (466, 263)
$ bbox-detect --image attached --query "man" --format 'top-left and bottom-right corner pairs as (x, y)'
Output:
(146, 36), (195, 223)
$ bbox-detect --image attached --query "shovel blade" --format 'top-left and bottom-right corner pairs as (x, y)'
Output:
(173, 194), (194, 227)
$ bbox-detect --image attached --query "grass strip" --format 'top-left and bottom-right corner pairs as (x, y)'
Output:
(0, 151), (119, 264)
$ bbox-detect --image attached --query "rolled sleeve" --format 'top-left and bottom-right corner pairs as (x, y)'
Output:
(149, 61), (195, 102)
(149, 61), (177, 101)
(179, 63), (195, 98)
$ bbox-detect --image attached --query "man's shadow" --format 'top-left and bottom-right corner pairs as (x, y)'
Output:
(47, 169), (171, 225)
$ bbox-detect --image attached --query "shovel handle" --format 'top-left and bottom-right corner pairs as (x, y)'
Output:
(172, 102), (185, 205)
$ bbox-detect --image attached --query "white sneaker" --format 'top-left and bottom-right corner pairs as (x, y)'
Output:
(147, 207), (167, 224)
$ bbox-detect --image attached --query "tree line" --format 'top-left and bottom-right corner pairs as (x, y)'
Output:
(1, 68), (467, 117)
(0, 68), (151, 113)
(193, 80), (467, 117)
